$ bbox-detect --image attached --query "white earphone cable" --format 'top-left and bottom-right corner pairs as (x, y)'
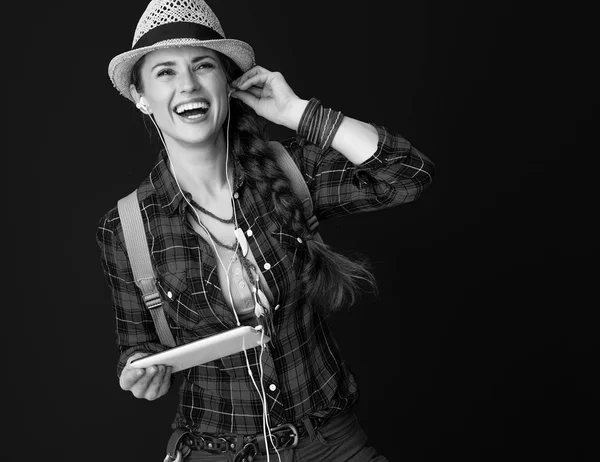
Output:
(144, 96), (241, 326)
(142, 90), (277, 458)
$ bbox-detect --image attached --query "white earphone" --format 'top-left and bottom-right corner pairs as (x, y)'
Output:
(136, 97), (151, 115)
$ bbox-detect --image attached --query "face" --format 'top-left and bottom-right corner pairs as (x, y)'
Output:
(132, 46), (230, 149)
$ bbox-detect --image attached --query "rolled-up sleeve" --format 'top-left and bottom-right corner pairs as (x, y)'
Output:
(284, 124), (435, 220)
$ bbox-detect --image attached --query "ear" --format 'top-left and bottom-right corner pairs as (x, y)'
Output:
(130, 85), (151, 113)
(130, 84), (142, 106)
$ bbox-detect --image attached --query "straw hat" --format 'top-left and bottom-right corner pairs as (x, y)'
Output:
(108, 0), (255, 102)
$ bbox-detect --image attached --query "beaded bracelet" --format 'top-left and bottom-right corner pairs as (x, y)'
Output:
(297, 98), (344, 151)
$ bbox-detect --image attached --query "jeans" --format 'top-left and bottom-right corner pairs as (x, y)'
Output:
(178, 410), (388, 461)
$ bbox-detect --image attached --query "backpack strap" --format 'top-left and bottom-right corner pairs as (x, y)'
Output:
(269, 141), (323, 243)
(117, 190), (177, 348)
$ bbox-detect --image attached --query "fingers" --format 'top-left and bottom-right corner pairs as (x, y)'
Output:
(237, 74), (269, 93)
(158, 366), (174, 397)
(132, 365), (170, 400)
(119, 352), (149, 390)
(119, 366), (145, 391)
(244, 86), (265, 99)
(230, 65), (298, 126)
(233, 66), (275, 91)
(231, 89), (258, 110)
(231, 75), (272, 107)
(131, 366), (159, 397)
(119, 353), (171, 400)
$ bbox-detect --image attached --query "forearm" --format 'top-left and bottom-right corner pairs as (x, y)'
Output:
(329, 116), (378, 165)
(282, 98), (378, 165)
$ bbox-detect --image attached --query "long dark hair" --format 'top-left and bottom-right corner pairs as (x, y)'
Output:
(131, 51), (376, 316)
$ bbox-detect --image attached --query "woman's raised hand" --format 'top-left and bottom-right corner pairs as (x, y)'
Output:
(119, 352), (173, 401)
(231, 66), (308, 130)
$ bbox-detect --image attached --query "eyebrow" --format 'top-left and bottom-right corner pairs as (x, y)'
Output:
(151, 55), (215, 71)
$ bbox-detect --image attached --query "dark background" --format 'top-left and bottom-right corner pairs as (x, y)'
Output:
(17, 0), (597, 460)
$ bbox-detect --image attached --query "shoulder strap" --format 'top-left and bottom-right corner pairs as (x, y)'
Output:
(269, 141), (323, 243)
(117, 190), (177, 347)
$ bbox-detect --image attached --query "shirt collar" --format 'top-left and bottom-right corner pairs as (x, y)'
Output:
(149, 149), (246, 216)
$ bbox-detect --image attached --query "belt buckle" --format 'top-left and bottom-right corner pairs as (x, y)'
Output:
(271, 423), (299, 449)
(217, 437), (230, 453)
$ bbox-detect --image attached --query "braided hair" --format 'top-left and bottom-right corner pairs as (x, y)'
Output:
(131, 52), (376, 316)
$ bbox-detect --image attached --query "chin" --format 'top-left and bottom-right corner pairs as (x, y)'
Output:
(173, 127), (220, 146)
(162, 116), (225, 148)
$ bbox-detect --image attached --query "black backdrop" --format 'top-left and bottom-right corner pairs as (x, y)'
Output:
(18, 1), (597, 461)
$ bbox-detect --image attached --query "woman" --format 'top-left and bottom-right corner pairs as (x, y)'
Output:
(97, 0), (435, 460)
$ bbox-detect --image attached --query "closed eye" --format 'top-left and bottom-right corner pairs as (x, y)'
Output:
(156, 62), (215, 77)
(195, 62), (215, 71)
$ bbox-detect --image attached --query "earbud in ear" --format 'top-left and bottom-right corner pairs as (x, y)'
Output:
(136, 97), (151, 115)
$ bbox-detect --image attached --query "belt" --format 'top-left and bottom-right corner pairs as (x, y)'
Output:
(166, 414), (333, 461)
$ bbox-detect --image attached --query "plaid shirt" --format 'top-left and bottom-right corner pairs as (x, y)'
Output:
(96, 124), (434, 435)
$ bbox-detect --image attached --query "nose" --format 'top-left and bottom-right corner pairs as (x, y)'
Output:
(178, 67), (200, 93)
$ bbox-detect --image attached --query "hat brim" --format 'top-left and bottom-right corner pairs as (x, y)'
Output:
(108, 38), (255, 102)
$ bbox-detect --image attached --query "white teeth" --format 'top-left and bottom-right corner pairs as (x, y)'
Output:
(175, 101), (209, 114)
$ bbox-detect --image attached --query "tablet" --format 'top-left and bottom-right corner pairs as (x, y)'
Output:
(130, 325), (271, 373)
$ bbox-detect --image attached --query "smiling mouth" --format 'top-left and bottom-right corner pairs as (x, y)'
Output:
(174, 101), (210, 119)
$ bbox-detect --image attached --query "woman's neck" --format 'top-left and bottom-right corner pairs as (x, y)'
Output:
(164, 132), (232, 200)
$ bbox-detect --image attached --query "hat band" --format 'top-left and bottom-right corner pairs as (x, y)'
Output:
(133, 22), (224, 50)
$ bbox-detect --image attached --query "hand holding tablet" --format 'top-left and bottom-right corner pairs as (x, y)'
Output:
(120, 353), (173, 400)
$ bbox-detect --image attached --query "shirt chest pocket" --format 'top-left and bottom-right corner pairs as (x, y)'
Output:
(157, 266), (241, 340)
(158, 269), (188, 301)
(156, 269), (195, 333)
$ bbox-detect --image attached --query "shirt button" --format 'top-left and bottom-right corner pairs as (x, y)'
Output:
(238, 281), (246, 289)
(167, 291), (173, 299)
(263, 263), (271, 270)
(269, 384), (277, 392)
(234, 268), (242, 276)
(233, 192), (239, 199)
(246, 229), (253, 237)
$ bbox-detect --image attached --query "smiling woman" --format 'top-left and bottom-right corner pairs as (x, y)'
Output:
(97, 0), (434, 461)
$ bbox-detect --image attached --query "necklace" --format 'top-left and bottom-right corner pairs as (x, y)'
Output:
(168, 158), (235, 225)
(189, 210), (237, 250)
(189, 210), (260, 308)
(190, 198), (235, 224)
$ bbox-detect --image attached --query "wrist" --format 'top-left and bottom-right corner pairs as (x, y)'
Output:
(296, 98), (345, 151)
(280, 98), (309, 131)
